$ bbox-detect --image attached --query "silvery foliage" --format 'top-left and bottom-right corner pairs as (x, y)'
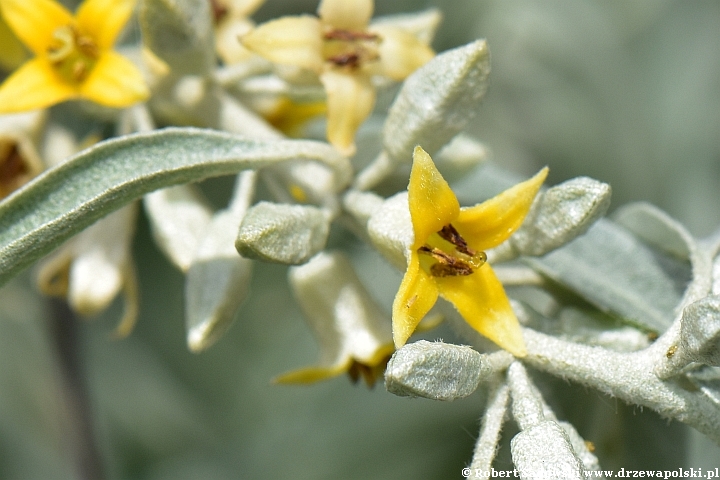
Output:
(1, 0), (720, 475)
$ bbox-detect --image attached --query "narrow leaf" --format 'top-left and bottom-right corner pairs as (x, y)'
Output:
(0, 127), (349, 286)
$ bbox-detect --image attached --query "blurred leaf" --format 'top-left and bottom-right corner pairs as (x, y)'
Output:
(526, 218), (691, 333)
(0, 128), (348, 287)
(140, 0), (215, 76)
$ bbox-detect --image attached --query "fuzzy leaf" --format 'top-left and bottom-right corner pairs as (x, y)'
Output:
(385, 340), (510, 401)
(382, 39), (490, 164)
(525, 219), (691, 333)
(510, 177), (611, 256)
(235, 202), (330, 265)
(0, 128), (348, 286)
(139, 0), (215, 76)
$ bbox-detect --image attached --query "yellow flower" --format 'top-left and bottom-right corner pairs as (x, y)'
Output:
(0, 0), (149, 113)
(392, 147), (548, 356)
(242, 0), (434, 155)
(211, 0), (265, 65)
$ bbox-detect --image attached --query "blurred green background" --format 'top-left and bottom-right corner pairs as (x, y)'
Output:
(1, 0), (720, 478)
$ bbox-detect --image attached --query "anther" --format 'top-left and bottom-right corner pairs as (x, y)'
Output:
(438, 224), (475, 256)
(418, 245), (474, 277)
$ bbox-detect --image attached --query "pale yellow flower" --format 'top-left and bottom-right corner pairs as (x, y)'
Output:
(0, 0), (149, 113)
(392, 147), (548, 356)
(211, 0), (266, 65)
(242, 0), (434, 155)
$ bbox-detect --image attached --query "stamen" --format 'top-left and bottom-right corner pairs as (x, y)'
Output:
(417, 224), (488, 277)
(418, 246), (474, 277)
(347, 355), (391, 387)
(322, 28), (381, 69)
(438, 224), (475, 256)
(46, 25), (99, 83)
(323, 29), (379, 42)
(327, 52), (360, 68)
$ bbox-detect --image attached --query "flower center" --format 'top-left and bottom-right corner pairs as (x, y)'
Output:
(46, 25), (99, 84)
(418, 224), (487, 277)
(322, 28), (380, 70)
(347, 354), (392, 387)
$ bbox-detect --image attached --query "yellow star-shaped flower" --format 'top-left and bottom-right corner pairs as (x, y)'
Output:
(0, 0), (149, 113)
(392, 147), (548, 357)
(242, 0), (434, 155)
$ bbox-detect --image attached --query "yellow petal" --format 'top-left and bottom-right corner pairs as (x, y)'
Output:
(454, 167), (548, 251)
(76, 0), (136, 49)
(228, 0), (265, 16)
(215, 16), (254, 65)
(0, 58), (76, 113)
(371, 25), (434, 81)
(273, 362), (349, 384)
(320, 69), (375, 156)
(436, 264), (526, 357)
(264, 97), (327, 137)
(317, 0), (373, 31)
(408, 146), (460, 249)
(242, 16), (323, 71)
(392, 252), (439, 347)
(0, 0), (73, 55)
(79, 51), (149, 107)
(0, 13), (29, 71)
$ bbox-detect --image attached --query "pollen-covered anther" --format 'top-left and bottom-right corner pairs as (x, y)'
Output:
(323, 28), (380, 69)
(438, 224), (475, 256)
(417, 224), (487, 278)
(46, 25), (99, 83)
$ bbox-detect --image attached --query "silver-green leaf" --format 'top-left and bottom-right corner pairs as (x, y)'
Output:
(525, 219), (691, 333)
(382, 39), (490, 164)
(0, 127), (348, 286)
(139, 0), (215, 76)
(235, 202), (331, 265)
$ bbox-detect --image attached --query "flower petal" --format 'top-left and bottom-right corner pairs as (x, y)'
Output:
(0, 0), (73, 55)
(454, 167), (548, 251)
(273, 361), (350, 384)
(392, 252), (439, 347)
(317, 0), (372, 31)
(68, 204), (136, 316)
(215, 16), (254, 64)
(76, 0), (136, 49)
(242, 15), (323, 71)
(436, 264), (526, 357)
(0, 58), (76, 113)
(371, 25), (434, 81)
(0, 13), (29, 71)
(79, 51), (149, 107)
(320, 69), (375, 156)
(228, 0), (265, 17)
(408, 146), (459, 249)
